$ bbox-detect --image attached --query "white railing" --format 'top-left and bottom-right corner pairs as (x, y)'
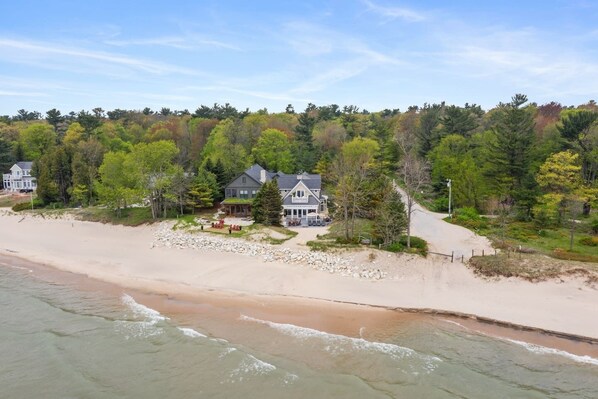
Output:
(291, 196), (309, 203)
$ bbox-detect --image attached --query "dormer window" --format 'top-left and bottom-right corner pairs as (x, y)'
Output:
(293, 190), (305, 198)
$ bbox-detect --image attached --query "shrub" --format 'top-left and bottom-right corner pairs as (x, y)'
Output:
(433, 197), (448, 212)
(11, 199), (43, 212)
(12, 202), (31, 212)
(452, 207), (487, 230)
(399, 235), (428, 255)
(591, 217), (598, 235)
(579, 236), (598, 247)
(553, 249), (598, 263)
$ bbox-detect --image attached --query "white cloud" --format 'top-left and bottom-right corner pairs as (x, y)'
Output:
(362, 0), (426, 22)
(0, 38), (203, 76)
(0, 90), (48, 97)
(105, 35), (241, 51)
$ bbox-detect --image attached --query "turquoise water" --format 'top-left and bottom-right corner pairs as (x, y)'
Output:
(1, 257), (597, 398)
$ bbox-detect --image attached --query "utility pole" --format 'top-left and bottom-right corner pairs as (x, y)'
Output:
(447, 179), (452, 218)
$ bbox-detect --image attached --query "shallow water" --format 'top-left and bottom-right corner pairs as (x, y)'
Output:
(1, 258), (597, 398)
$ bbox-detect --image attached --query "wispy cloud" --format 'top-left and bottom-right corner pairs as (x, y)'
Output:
(435, 26), (598, 100)
(105, 35), (241, 51)
(282, 21), (406, 94)
(0, 38), (203, 76)
(362, 0), (426, 22)
(0, 90), (48, 97)
(290, 62), (368, 94)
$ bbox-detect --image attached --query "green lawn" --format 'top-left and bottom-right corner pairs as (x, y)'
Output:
(448, 215), (598, 263)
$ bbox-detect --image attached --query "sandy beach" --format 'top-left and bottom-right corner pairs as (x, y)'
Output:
(1, 211), (597, 340)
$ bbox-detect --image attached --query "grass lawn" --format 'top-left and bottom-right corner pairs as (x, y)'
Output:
(0, 193), (34, 208)
(447, 212), (598, 263)
(306, 218), (428, 255)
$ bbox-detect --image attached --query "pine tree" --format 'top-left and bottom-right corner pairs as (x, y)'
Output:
(294, 104), (317, 172)
(252, 180), (282, 226)
(0, 138), (14, 189)
(487, 94), (536, 210)
(374, 185), (407, 246)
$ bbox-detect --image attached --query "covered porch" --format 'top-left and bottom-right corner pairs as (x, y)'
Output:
(221, 199), (253, 217)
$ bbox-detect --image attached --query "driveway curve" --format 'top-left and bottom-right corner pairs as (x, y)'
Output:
(395, 184), (494, 260)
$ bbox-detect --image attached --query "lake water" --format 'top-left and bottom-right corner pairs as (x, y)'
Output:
(1, 255), (597, 398)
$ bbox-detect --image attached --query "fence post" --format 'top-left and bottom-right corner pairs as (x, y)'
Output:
(482, 249), (485, 257)
(461, 255), (464, 263)
(451, 251), (454, 263)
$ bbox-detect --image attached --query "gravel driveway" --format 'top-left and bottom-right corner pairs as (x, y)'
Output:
(395, 185), (494, 260)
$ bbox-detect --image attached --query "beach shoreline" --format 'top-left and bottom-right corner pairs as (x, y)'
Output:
(1, 211), (597, 342)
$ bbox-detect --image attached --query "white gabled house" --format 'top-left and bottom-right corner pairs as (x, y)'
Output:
(278, 172), (327, 222)
(2, 162), (37, 192)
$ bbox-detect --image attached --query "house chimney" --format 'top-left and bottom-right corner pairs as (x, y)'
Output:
(260, 169), (266, 183)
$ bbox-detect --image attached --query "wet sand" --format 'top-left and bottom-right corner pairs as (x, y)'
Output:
(3, 252), (597, 359)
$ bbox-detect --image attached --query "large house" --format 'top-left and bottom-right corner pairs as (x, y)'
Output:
(2, 162), (37, 192)
(223, 164), (327, 224)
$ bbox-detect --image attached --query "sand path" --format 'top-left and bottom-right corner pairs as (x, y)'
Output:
(395, 184), (494, 259)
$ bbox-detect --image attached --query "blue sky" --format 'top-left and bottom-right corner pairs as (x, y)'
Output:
(1, 0), (597, 115)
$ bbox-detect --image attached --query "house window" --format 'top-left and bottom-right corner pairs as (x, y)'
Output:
(293, 190), (305, 198)
(251, 190), (257, 197)
(240, 190), (248, 199)
(242, 176), (246, 183)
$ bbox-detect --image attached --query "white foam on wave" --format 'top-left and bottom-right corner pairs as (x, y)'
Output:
(240, 315), (440, 364)
(440, 318), (598, 367)
(440, 319), (468, 329)
(116, 294), (168, 339)
(506, 338), (598, 366)
(178, 327), (207, 338)
(121, 294), (168, 323)
(230, 353), (277, 381)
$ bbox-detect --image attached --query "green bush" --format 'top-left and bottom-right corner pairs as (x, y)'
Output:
(454, 207), (481, 221)
(452, 207), (488, 230)
(579, 236), (598, 247)
(591, 217), (598, 235)
(11, 199), (43, 212)
(433, 197), (448, 212)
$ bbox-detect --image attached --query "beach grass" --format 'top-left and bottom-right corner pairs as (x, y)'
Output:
(0, 193), (33, 208)
(469, 252), (598, 283)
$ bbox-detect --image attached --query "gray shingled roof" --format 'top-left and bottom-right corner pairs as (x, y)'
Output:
(244, 164), (276, 184)
(274, 172), (321, 190)
(16, 161), (33, 170)
(234, 165), (322, 194)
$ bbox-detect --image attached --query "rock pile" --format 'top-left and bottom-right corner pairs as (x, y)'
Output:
(153, 224), (387, 280)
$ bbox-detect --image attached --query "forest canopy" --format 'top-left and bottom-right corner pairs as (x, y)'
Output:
(1, 98), (597, 232)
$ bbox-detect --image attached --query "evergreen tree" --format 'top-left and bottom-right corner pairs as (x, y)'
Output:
(252, 180), (282, 226)
(557, 110), (598, 184)
(294, 104), (317, 172)
(34, 146), (73, 205)
(374, 183), (407, 245)
(486, 94), (536, 212)
(0, 138), (14, 189)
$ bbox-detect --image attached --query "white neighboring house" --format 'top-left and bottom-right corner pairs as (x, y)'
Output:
(2, 162), (37, 192)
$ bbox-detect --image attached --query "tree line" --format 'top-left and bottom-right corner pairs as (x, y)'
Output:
(1, 96), (596, 246)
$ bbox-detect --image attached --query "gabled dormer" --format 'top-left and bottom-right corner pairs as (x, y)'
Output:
(282, 180), (320, 205)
